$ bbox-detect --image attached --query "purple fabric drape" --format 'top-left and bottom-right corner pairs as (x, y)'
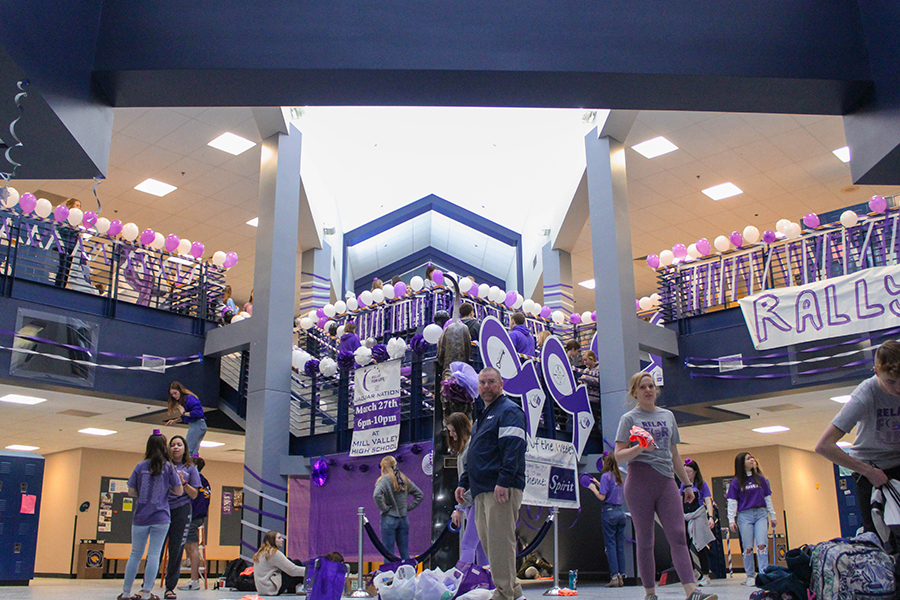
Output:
(288, 477), (311, 560)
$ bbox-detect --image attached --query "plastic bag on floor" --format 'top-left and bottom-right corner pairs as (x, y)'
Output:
(415, 569), (450, 600)
(454, 589), (492, 600)
(376, 564), (417, 600)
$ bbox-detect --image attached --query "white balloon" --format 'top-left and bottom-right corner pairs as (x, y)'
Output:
(212, 251), (227, 267)
(743, 225), (760, 245)
(488, 286), (502, 302)
(638, 297), (652, 311)
(337, 325), (345, 337)
(410, 276), (424, 291)
(531, 302), (542, 317)
(324, 320), (335, 332)
(150, 232), (166, 250)
(714, 235), (730, 252)
(334, 300), (347, 314)
(650, 293), (661, 307)
(67, 208), (84, 227)
(372, 289), (385, 303)
(1, 187), (19, 208)
(308, 310), (318, 320)
(787, 222), (802, 239)
(423, 323), (443, 344)
(323, 304), (336, 318)
(354, 346), (373, 366)
(513, 293), (524, 309)
(346, 297), (359, 311)
(552, 310), (565, 324)
(319, 357), (338, 377)
(239, 311), (250, 319)
(687, 243), (701, 259)
(292, 349), (304, 368)
(581, 311), (593, 324)
(177, 238), (192, 255)
(478, 283), (490, 298)
(522, 299), (535, 314)
(776, 219), (791, 234)
(383, 284), (395, 300)
(231, 314), (245, 323)
(659, 250), (674, 266)
(360, 290), (373, 305)
(35, 198), (53, 218)
(121, 222), (139, 242)
(460, 277), (473, 294)
(840, 210), (858, 228)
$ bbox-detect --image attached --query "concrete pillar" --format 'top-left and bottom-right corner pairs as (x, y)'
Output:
(541, 241), (575, 313)
(241, 125), (302, 554)
(299, 243), (333, 315)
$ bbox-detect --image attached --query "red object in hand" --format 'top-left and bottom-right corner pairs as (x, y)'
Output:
(629, 425), (655, 448)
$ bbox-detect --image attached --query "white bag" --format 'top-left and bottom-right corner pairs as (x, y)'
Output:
(377, 565), (417, 600)
(454, 589), (492, 600)
(414, 569), (450, 600)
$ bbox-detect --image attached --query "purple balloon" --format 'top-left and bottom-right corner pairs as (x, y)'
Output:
(540, 306), (551, 319)
(635, 299), (641, 311)
(646, 254), (660, 269)
(190, 241), (205, 259)
(730, 231), (744, 248)
(672, 243), (687, 259)
(83, 210), (97, 227)
(394, 281), (407, 297)
(696, 238), (711, 256)
(591, 310), (596, 322)
(803, 212), (820, 229)
(165, 234), (180, 253)
(139, 228), (156, 246)
(108, 219), (123, 237)
(317, 308), (326, 319)
(19, 193), (36, 213)
(223, 252), (238, 269)
(317, 317), (328, 329)
(53, 205), (69, 222)
(763, 230), (777, 244)
(579, 473), (594, 488)
(870, 195), (887, 213)
(504, 291), (517, 307)
(358, 294), (367, 307)
(570, 312), (582, 324)
(432, 270), (444, 285)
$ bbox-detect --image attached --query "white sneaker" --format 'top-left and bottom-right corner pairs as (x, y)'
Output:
(698, 575), (710, 586)
(687, 591), (718, 600)
(178, 580), (201, 590)
(742, 576), (755, 586)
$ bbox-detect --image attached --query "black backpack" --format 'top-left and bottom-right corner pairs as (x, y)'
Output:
(223, 557), (250, 589)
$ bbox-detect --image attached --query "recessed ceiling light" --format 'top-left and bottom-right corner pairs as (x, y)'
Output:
(6, 444), (39, 451)
(632, 136), (679, 159)
(578, 279), (596, 289)
(208, 132), (257, 156)
(836, 441), (853, 448)
(752, 425), (789, 434)
(702, 182), (743, 201)
(200, 441), (224, 448)
(79, 427), (117, 436)
(246, 217), (259, 227)
(833, 146), (851, 163)
(134, 178), (177, 197)
(0, 394), (47, 405)
(831, 395), (852, 403)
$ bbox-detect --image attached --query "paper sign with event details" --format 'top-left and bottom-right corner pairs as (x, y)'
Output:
(350, 359), (402, 457)
(522, 437), (580, 509)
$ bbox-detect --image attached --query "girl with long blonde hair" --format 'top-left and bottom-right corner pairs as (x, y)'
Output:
(373, 455), (424, 559)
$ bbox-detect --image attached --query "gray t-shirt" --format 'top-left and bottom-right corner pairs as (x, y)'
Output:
(616, 406), (680, 478)
(832, 375), (900, 469)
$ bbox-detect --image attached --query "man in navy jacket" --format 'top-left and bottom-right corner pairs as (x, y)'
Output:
(456, 367), (527, 600)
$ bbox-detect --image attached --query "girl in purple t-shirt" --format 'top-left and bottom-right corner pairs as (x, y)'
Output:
(120, 431), (182, 600)
(588, 453), (626, 588)
(681, 459), (715, 587)
(727, 452), (777, 585)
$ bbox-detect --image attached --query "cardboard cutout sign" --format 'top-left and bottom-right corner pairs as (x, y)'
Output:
(540, 336), (595, 459)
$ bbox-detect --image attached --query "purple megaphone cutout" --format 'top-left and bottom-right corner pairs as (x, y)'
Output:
(540, 335), (595, 459)
(479, 316), (545, 440)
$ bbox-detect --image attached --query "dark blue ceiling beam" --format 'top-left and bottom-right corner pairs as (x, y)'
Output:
(353, 247), (504, 294)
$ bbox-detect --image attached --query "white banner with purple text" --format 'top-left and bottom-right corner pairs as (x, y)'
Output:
(350, 360), (401, 456)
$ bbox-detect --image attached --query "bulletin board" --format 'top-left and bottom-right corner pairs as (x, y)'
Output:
(97, 476), (134, 543)
(219, 486), (243, 546)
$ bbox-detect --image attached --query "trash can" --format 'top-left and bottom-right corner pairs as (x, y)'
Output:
(76, 540), (105, 579)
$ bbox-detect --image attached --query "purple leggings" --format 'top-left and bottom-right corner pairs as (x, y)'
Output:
(623, 462), (695, 589)
(458, 504), (488, 566)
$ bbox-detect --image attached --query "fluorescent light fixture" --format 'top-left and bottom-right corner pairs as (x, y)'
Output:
(578, 279), (596, 289)
(6, 444), (39, 451)
(833, 146), (851, 163)
(632, 136), (679, 159)
(0, 394), (46, 405)
(200, 440), (224, 448)
(831, 395), (852, 404)
(134, 178), (177, 197)
(78, 427), (117, 436)
(208, 132), (257, 156)
(246, 217), (259, 227)
(752, 425), (790, 434)
(702, 182), (743, 201)
(837, 441), (853, 448)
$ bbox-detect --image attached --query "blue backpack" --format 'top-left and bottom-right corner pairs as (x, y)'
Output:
(810, 533), (896, 599)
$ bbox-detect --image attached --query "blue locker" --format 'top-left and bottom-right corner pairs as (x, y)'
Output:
(0, 451), (44, 585)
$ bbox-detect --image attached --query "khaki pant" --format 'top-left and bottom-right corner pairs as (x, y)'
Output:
(475, 488), (523, 600)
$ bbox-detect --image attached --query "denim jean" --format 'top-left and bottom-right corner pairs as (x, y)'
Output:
(381, 514), (410, 560)
(736, 507), (769, 578)
(186, 419), (207, 457)
(601, 504), (627, 576)
(123, 522), (169, 596)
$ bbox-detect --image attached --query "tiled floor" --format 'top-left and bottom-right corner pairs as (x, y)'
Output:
(0, 577), (759, 600)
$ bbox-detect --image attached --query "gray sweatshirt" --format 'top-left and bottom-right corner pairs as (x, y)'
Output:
(253, 550), (305, 596)
(373, 475), (424, 517)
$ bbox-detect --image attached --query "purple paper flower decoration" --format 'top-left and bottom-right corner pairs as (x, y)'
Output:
(410, 333), (429, 355)
(343, 463), (354, 471)
(359, 464), (369, 473)
(442, 376), (475, 404)
(372, 344), (390, 363)
(311, 458), (328, 487)
(337, 350), (355, 371)
(304, 358), (321, 377)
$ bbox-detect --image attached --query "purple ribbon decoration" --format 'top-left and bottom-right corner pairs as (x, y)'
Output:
(540, 335), (594, 459)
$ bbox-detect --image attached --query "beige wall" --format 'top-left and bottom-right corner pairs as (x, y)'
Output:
(36, 447), (244, 575)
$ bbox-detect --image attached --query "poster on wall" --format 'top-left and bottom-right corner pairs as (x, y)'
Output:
(220, 486), (243, 546)
(350, 360), (401, 457)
